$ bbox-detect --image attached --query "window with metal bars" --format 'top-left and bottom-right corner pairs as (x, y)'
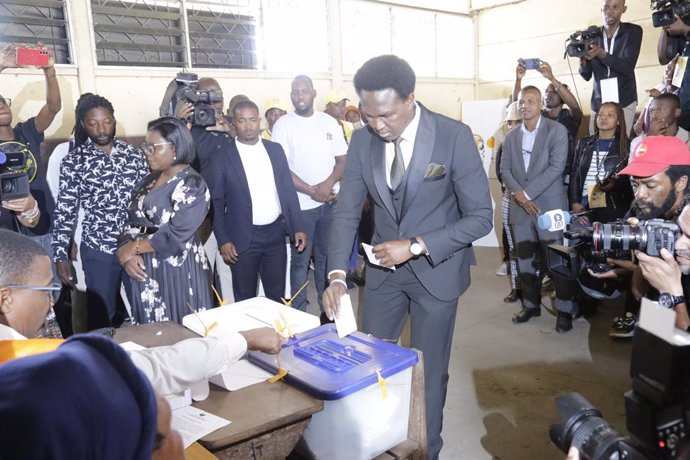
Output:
(0, 0), (72, 65)
(90, 0), (257, 69)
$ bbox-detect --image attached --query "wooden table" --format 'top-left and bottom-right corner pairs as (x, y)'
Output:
(115, 322), (324, 459)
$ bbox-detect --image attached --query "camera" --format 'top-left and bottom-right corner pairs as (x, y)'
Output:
(652, 0), (690, 28)
(566, 26), (601, 58)
(550, 323), (690, 459)
(547, 219), (679, 282)
(171, 72), (222, 127)
(0, 141), (31, 201)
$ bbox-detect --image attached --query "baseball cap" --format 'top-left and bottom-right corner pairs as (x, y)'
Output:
(618, 135), (690, 177)
(264, 96), (288, 113)
(324, 88), (349, 105)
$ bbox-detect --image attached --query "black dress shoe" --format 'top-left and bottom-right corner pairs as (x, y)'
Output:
(556, 312), (573, 333)
(320, 312), (334, 325)
(503, 289), (521, 303)
(512, 307), (541, 324)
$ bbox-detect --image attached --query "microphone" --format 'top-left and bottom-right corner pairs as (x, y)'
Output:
(537, 209), (571, 231)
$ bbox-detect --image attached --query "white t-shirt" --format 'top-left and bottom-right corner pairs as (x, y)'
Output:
(236, 139), (282, 225)
(271, 111), (348, 210)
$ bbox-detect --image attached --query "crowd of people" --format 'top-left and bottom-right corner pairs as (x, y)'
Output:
(5, 0), (690, 457)
(494, 0), (690, 341)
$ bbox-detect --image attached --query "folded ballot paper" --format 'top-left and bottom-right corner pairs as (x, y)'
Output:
(182, 297), (320, 390)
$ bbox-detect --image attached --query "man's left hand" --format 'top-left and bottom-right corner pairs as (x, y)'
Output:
(522, 200), (540, 216)
(311, 181), (335, 202)
(636, 248), (684, 295)
(373, 240), (415, 268)
(293, 232), (307, 252)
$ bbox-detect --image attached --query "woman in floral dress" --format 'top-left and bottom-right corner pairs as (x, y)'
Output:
(117, 117), (212, 324)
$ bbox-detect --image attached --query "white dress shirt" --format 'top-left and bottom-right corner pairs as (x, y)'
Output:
(520, 116), (542, 172)
(385, 101), (421, 189)
(236, 139), (282, 225)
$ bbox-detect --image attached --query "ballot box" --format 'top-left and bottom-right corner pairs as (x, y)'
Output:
(248, 324), (419, 460)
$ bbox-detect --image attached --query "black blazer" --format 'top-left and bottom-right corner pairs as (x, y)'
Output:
(201, 138), (304, 253)
(568, 135), (633, 222)
(579, 22), (643, 111)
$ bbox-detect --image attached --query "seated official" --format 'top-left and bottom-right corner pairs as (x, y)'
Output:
(0, 333), (183, 460)
(0, 229), (284, 399)
(636, 203), (690, 331)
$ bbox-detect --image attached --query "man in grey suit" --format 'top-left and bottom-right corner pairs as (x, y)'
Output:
(323, 55), (493, 459)
(500, 85), (575, 332)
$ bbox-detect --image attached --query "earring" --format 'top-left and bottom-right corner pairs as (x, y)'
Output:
(173, 155), (177, 161)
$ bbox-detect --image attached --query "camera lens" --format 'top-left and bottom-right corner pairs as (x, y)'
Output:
(1, 177), (13, 194)
(550, 393), (628, 459)
(592, 222), (643, 253)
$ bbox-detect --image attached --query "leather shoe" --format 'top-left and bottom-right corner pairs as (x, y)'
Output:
(503, 289), (520, 303)
(556, 312), (573, 333)
(512, 307), (540, 324)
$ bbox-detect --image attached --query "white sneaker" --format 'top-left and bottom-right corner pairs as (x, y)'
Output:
(495, 263), (508, 276)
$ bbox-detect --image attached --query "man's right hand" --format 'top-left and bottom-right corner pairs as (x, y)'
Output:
(664, 14), (690, 36)
(56, 260), (76, 289)
(219, 242), (238, 264)
(174, 101), (194, 121)
(323, 280), (347, 321)
(515, 59), (526, 80)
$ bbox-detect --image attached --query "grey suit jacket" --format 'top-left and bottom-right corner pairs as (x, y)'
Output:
(500, 117), (568, 224)
(327, 104), (493, 301)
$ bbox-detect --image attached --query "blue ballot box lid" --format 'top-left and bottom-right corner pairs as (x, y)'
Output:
(248, 324), (419, 400)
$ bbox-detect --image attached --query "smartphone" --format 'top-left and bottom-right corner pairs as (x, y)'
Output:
(16, 47), (50, 67)
(522, 58), (541, 70)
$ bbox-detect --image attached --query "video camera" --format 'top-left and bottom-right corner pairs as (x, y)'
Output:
(546, 217), (679, 282)
(652, 0), (690, 28)
(0, 141), (31, 201)
(550, 310), (690, 459)
(168, 72), (222, 127)
(566, 26), (600, 58)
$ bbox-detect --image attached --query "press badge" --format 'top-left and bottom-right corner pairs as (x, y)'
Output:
(673, 56), (688, 88)
(588, 184), (607, 208)
(601, 77), (619, 104)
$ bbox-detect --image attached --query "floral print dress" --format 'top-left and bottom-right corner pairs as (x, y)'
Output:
(123, 167), (213, 324)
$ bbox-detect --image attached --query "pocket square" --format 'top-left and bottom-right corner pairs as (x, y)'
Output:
(424, 163), (446, 179)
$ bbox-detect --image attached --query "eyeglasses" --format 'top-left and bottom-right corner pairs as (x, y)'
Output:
(140, 142), (173, 154)
(1, 282), (62, 303)
(0, 98), (11, 109)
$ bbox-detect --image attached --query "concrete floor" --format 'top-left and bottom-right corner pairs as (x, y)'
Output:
(302, 246), (633, 460)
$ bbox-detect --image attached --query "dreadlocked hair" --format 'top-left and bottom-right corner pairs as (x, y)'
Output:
(73, 93), (115, 146)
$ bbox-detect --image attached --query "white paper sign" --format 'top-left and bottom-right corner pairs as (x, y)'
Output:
(171, 406), (231, 449)
(600, 77), (619, 104)
(334, 294), (358, 338)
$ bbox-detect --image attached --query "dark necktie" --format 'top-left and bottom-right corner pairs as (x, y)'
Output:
(390, 137), (405, 190)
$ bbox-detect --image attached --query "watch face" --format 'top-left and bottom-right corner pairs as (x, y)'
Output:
(410, 243), (423, 256)
(659, 293), (673, 309)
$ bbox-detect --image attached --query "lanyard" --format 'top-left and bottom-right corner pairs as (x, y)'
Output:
(602, 25), (619, 78)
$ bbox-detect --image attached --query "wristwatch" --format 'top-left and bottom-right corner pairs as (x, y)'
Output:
(658, 292), (686, 309)
(409, 237), (424, 257)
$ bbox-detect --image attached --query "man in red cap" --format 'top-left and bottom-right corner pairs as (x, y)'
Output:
(597, 135), (690, 337)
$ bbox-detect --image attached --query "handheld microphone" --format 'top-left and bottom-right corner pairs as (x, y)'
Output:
(537, 209), (571, 231)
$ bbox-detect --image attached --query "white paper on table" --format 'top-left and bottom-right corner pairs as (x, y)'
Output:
(118, 341), (145, 351)
(334, 293), (358, 338)
(171, 406), (231, 449)
(209, 359), (273, 391)
(361, 243), (395, 271)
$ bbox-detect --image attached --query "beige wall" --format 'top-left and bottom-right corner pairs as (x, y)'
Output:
(2, 0), (474, 141)
(477, 0), (664, 114)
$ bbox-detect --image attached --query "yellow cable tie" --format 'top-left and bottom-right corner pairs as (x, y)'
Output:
(283, 280), (309, 307)
(274, 319), (286, 336)
(211, 284), (227, 306)
(187, 302), (212, 337)
(376, 370), (388, 398)
(277, 307), (293, 338)
(268, 352), (288, 383)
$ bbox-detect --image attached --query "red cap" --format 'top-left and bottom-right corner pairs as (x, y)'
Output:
(618, 136), (690, 177)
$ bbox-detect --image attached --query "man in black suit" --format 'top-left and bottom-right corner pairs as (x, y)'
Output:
(202, 100), (306, 302)
(323, 55), (493, 459)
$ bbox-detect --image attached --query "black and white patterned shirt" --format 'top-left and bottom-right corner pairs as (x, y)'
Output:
(52, 138), (149, 260)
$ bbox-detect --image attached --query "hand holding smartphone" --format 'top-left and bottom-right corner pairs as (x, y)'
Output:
(522, 58), (542, 70)
(15, 47), (50, 68)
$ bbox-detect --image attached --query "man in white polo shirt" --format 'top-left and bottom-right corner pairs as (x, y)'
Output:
(272, 75), (348, 315)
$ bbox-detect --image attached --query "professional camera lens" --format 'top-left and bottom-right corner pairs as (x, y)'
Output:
(550, 393), (628, 459)
(592, 222), (640, 253)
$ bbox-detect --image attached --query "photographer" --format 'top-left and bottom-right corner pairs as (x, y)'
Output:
(0, 44), (61, 250)
(593, 136), (690, 336)
(579, 0), (642, 135)
(636, 203), (690, 331)
(657, 12), (690, 131)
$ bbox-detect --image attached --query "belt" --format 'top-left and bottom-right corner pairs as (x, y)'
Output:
(133, 226), (159, 235)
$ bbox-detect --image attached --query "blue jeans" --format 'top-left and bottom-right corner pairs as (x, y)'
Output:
(290, 202), (334, 311)
(80, 244), (130, 330)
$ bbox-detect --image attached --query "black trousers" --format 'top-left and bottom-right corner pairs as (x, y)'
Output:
(231, 218), (288, 302)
